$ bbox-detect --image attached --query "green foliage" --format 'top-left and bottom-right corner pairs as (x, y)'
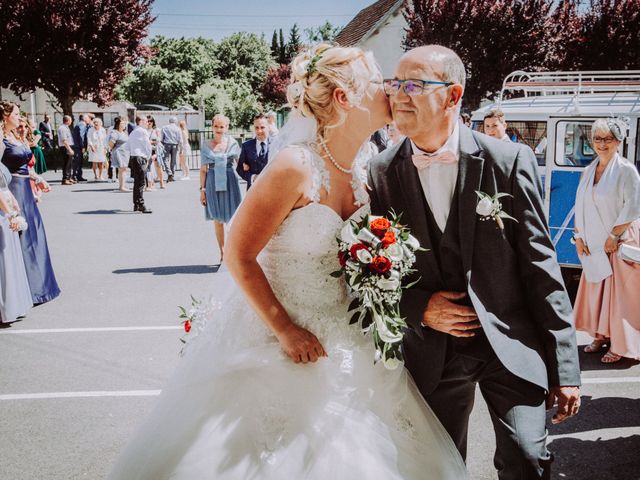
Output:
(194, 79), (261, 129)
(305, 21), (342, 43)
(116, 64), (193, 108)
(150, 36), (219, 81)
(212, 32), (275, 91)
(284, 24), (303, 64)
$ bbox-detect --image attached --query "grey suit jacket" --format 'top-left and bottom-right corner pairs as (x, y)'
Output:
(367, 124), (581, 393)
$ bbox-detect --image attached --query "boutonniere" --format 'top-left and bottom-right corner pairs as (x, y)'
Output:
(475, 191), (518, 230)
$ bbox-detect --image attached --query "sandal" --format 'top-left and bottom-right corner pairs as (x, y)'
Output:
(584, 338), (609, 353)
(601, 351), (622, 364)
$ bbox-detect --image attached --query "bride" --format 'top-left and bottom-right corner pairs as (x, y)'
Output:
(108, 44), (467, 479)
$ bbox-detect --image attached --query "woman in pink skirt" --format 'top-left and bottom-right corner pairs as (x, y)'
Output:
(573, 118), (640, 363)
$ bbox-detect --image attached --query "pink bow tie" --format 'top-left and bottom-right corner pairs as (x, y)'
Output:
(411, 150), (458, 170)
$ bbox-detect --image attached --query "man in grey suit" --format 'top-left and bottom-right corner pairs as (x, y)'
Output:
(368, 45), (581, 479)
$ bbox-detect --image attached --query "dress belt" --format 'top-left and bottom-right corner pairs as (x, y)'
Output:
(11, 174), (30, 178)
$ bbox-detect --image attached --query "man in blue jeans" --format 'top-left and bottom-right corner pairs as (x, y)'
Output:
(161, 116), (181, 182)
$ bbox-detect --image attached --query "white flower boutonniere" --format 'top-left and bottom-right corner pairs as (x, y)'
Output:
(475, 190), (518, 230)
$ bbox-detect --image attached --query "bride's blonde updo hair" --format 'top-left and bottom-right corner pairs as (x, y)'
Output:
(287, 43), (381, 139)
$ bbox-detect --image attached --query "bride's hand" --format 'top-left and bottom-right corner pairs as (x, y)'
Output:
(275, 323), (327, 364)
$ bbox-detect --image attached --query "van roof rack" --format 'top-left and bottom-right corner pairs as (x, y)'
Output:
(499, 70), (640, 103)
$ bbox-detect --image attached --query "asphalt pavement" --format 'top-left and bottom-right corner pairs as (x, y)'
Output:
(0, 169), (638, 480)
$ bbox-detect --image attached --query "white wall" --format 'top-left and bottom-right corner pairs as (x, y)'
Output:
(360, 11), (407, 78)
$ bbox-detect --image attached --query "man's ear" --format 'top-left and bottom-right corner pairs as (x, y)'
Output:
(447, 84), (464, 110)
(333, 88), (351, 109)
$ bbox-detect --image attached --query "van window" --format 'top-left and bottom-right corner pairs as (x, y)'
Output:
(473, 120), (547, 166)
(556, 121), (595, 167)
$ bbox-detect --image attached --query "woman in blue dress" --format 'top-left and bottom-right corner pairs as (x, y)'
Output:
(199, 114), (241, 262)
(0, 133), (33, 323)
(1, 101), (60, 305)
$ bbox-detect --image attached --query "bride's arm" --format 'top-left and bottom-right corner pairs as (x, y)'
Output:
(225, 149), (327, 363)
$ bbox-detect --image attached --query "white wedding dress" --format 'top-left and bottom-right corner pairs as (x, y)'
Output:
(108, 146), (467, 480)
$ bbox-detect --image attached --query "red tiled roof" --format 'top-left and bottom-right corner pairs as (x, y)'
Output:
(335, 0), (404, 47)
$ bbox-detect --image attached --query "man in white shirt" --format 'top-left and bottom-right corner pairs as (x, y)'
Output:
(483, 108), (511, 142)
(368, 45), (580, 479)
(57, 115), (75, 185)
(126, 115), (152, 213)
(161, 116), (182, 182)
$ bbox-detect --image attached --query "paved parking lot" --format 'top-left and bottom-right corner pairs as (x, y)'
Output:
(1, 170), (638, 479)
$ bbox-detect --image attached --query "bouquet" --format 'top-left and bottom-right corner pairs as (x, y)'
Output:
(332, 211), (422, 369)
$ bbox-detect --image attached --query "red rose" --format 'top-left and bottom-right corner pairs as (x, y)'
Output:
(338, 250), (349, 267)
(350, 243), (368, 259)
(370, 217), (391, 237)
(381, 231), (396, 248)
(184, 320), (191, 333)
(370, 255), (392, 274)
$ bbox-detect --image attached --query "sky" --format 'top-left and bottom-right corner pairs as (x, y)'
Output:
(149, 0), (376, 42)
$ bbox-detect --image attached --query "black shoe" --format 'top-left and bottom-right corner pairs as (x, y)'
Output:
(135, 205), (153, 214)
(76, 177), (88, 182)
(167, 175), (174, 182)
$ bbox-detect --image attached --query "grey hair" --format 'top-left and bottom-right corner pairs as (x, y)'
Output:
(441, 53), (466, 88)
(168, 116), (178, 124)
(592, 117), (628, 142)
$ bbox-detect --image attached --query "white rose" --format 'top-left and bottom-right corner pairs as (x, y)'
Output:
(374, 311), (403, 343)
(382, 354), (402, 370)
(385, 243), (403, 261)
(377, 277), (400, 291)
(292, 61), (309, 79)
(340, 222), (358, 246)
(356, 248), (373, 264)
(476, 197), (494, 217)
(405, 234), (420, 251)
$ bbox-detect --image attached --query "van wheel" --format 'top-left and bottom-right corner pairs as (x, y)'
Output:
(561, 267), (581, 305)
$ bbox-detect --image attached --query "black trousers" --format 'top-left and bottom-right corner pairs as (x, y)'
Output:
(72, 146), (84, 179)
(59, 147), (74, 180)
(425, 347), (552, 480)
(129, 156), (147, 207)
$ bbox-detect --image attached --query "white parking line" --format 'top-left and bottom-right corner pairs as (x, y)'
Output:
(0, 390), (162, 401)
(581, 376), (640, 384)
(0, 326), (181, 335)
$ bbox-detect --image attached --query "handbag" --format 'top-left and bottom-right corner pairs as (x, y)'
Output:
(618, 243), (640, 264)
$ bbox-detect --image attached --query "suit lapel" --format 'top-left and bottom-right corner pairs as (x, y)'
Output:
(393, 139), (442, 282)
(457, 125), (485, 275)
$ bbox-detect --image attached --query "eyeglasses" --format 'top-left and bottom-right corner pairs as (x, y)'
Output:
(593, 136), (616, 144)
(383, 79), (453, 96)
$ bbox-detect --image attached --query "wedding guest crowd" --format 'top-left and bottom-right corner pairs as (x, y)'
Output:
(200, 113), (241, 261)
(1, 101), (60, 310)
(574, 118), (640, 364)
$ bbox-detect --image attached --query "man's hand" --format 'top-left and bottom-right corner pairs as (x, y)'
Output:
(576, 238), (590, 256)
(242, 163), (250, 172)
(422, 291), (481, 337)
(546, 386), (581, 424)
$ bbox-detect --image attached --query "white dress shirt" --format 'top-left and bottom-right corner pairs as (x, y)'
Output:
(411, 123), (460, 232)
(127, 126), (152, 159)
(57, 124), (74, 147)
(255, 138), (268, 156)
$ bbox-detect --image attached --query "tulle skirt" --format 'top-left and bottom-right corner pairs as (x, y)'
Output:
(108, 271), (467, 480)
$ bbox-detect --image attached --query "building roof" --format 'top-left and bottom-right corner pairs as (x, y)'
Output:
(335, 0), (404, 47)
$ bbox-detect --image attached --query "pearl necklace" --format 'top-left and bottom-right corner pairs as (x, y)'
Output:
(318, 136), (352, 174)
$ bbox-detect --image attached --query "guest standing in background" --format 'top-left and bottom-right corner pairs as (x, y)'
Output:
(483, 109), (512, 142)
(265, 110), (279, 137)
(38, 113), (54, 167)
(57, 115), (75, 185)
(147, 116), (164, 190)
(126, 116), (152, 214)
(87, 118), (108, 181)
(236, 114), (270, 190)
(1, 101), (60, 305)
(178, 120), (191, 180)
(31, 118), (48, 174)
(72, 114), (89, 182)
(0, 130), (32, 323)
(108, 116), (130, 192)
(161, 116), (181, 182)
(200, 114), (241, 262)
(574, 118), (640, 364)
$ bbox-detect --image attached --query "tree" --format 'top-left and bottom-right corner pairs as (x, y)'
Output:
(195, 79), (262, 129)
(260, 64), (292, 109)
(279, 29), (287, 64)
(543, 0), (585, 71)
(404, 0), (553, 109)
(271, 31), (280, 60)
(285, 24), (303, 64)
(305, 21), (342, 43)
(0, 0), (154, 116)
(116, 64), (193, 107)
(149, 36), (218, 81)
(578, 0), (640, 70)
(212, 33), (275, 91)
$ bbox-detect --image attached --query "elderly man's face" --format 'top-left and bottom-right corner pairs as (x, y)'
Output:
(389, 59), (452, 139)
(483, 117), (507, 139)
